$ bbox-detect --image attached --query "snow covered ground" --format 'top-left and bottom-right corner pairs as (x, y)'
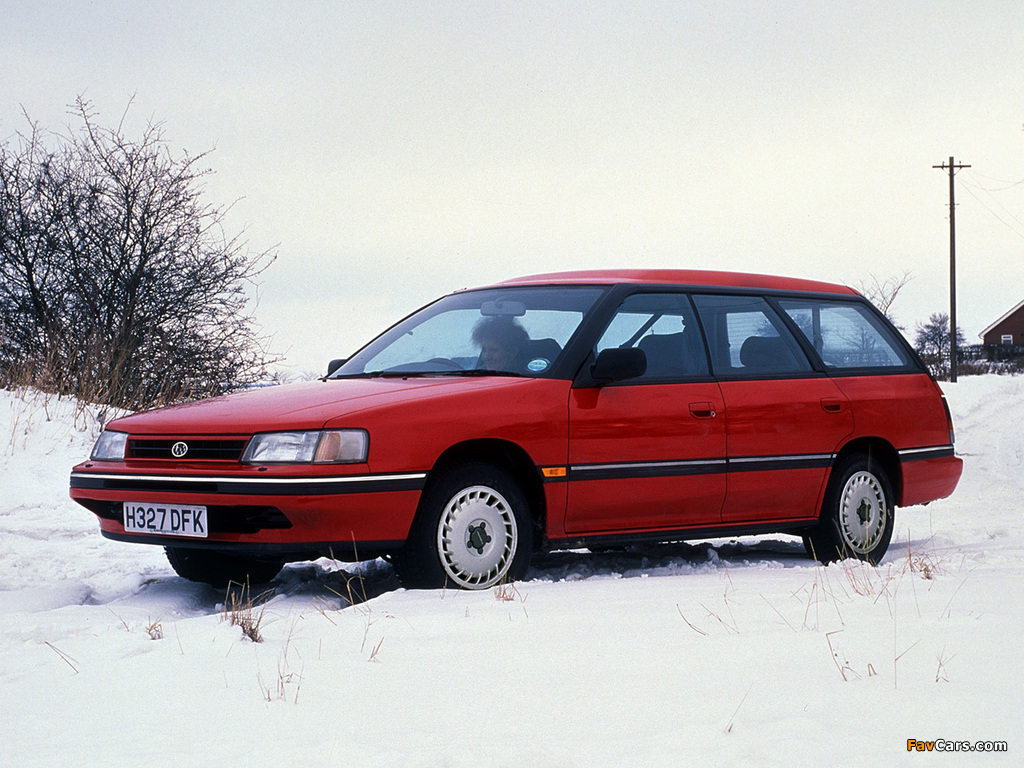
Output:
(1, 377), (1020, 767)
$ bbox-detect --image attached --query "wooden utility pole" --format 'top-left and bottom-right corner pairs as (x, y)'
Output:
(933, 156), (970, 382)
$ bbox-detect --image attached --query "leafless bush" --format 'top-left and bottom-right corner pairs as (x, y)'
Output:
(0, 98), (276, 409)
(857, 271), (912, 330)
(222, 582), (268, 643)
(146, 618), (164, 641)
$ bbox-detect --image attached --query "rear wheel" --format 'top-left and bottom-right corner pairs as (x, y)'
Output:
(805, 454), (894, 565)
(395, 463), (533, 589)
(165, 547), (284, 587)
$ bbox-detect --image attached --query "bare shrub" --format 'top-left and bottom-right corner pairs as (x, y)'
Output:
(222, 582), (268, 643)
(146, 619), (164, 641)
(0, 98), (276, 410)
(905, 543), (943, 581)
(857, 271), (912, 330)
(494, 581), (523, 602)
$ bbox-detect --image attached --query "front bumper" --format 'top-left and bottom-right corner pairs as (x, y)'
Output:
(69, 465), (425, 559)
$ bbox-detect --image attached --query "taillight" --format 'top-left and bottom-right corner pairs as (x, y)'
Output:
(941, 396), (955, 446)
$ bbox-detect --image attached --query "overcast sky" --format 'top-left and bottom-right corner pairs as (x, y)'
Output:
(4, 1), (1023, 374)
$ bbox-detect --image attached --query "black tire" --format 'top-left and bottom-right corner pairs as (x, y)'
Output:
(165, 547), (284, 588)
(805, 454), (895, 565)
(394, 463), (533, 590)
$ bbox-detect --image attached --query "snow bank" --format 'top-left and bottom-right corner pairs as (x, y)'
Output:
(1, 379), (1020, 767)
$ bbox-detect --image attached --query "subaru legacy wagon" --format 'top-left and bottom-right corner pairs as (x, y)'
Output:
(70, 270), (963, 589)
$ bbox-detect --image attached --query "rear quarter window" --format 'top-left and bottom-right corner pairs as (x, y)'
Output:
(777, 299), (914, 370)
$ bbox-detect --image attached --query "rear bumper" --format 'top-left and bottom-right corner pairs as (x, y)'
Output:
(898, 452), (963, 507)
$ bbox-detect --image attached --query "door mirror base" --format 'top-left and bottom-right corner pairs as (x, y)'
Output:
(579, 348), (647, 387)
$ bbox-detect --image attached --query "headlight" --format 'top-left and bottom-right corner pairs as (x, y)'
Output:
(241, 430), (369, 464)
(91, 430), (128, 461)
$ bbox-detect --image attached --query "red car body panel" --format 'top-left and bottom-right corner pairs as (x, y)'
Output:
(718, 377), (855, 523)
(354, 378), (570, 474)
(565, 382), (727, 533)
(110, 378), (485, 436)
(828, 372), (964, 506)
(69, 269), (963, 565)
(899, 457), (963, 507)
(73, 377), (570, 551)
(92, 487), (421, 547)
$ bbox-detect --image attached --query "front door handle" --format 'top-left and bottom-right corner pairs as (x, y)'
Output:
(689, 402), (717, 419)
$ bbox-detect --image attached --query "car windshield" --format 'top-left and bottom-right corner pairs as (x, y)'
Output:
(333, 286), (606, 378)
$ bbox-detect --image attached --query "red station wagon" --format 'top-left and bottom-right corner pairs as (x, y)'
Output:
(70, 270), (963, 589)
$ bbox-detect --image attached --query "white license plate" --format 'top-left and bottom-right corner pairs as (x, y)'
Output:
(123, 502), (208, 538)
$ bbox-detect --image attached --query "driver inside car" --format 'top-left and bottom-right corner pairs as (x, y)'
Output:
(472, 316), (530, 373)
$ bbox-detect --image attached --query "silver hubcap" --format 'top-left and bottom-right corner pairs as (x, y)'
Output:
(437, 485), (518, 589)
(838, 471), (887, 555)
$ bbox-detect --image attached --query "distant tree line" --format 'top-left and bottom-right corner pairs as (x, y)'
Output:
(0, 99), (275, 409)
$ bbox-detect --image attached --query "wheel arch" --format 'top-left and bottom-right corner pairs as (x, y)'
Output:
(421, 438), (546, 544)
(832, 437), (902, 506)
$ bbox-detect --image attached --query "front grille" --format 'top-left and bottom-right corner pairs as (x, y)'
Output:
(127, 438), (249, 462)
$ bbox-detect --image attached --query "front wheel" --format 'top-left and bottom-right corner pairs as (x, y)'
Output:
(395, 464), (533, 589)
(165, 547), (284, 588)
(805, 454), (894, 565)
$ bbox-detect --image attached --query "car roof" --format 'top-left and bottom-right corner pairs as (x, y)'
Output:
(489, 269), (859, 296)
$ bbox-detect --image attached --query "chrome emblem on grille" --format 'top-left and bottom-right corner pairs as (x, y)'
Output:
(171, 441), (189, 458)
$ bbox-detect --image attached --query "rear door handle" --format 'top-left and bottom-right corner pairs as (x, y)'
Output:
(689, 402), (717, 419)
(820, 397), (844, 414)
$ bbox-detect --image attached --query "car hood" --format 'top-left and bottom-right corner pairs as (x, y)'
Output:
(108, 377), (537, 435)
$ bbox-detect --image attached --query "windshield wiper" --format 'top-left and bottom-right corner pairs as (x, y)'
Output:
(331, 369), (523, 380)
(330, 371), (421, 379)
(440, 369), (523, 377)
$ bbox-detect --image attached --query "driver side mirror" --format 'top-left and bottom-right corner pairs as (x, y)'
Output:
(587, 347), (647, 386)
(327, 358), (347, 376)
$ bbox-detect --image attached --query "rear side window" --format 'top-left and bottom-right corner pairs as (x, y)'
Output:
(691, 294), (812, 376)
(777, 299), (914, 370)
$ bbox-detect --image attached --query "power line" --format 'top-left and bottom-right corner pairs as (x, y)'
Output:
(963, 168), (1024, 191)
(960, 182), (1024, 241)
(961, 169), (1024, 240)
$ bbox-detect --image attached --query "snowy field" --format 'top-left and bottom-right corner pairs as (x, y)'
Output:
(0, 376), (1020, 767)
